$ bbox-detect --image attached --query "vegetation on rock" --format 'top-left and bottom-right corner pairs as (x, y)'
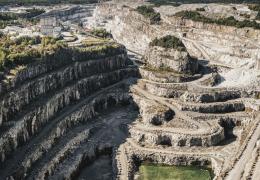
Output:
(148, 0), (180, 7)
(248, 4), (260, 20)
(136, 5), (161, 24)
(248, 4), (260, 11)
(175, 11), (260, 29)
(150, 35), (186, 51)
(0, 35), (64, 70)
(73, 43), (124, 61)
(0, 35), (124, 72)
(90, 28), (113, 39)
(22, 8), (45, 18)
(147, 0), (259, 3)
(0, 8), (44, 29)
(196, 7), (206, 11)
(83, 37), (110, 47)
(0, 0), (98, 5)
(143, 65), (186, 75)
(0, 13), (19, 29)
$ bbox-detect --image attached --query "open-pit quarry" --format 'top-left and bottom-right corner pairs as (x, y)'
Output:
(1, 0), (260, 180)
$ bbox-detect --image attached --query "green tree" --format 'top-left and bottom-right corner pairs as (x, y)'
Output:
(150, 35), (186, 51)
(136, 5), (161, 24)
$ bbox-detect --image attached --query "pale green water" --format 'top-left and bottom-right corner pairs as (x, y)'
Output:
(138, 164), (213, 180)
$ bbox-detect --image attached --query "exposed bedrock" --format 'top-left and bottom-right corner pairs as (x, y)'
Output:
(198, 72), (222, 87)
(0, 45), (127, 95)
(37, 104), (137, 180)
(2, 87), (131, 180)
(190, 112), (250, 127)
(139, 66), (201, 83)
(93, 5), (154, 54)
(0, 68), (136, 163)
(180, 88), (259, 103)
(141, 79), (259, 102)
(142, 80), (187, 98)
(145, 46), (198, 74)
(132, 94), (174, 126)
(0, 54), (128, 125)
(133, 152), (211, 167)
(51, 144), (113, 180)
(94, 3), (260, 67)
(180, 100), (245, 113)
(180, 90), (241, 103)
(130, 127), (224, 147)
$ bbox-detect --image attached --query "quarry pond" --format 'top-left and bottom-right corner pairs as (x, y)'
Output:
(136, 164), (214, 180)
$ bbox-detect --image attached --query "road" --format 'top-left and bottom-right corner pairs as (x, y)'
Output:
(132, 85), (221, 134)
(226, 113), (260, 180)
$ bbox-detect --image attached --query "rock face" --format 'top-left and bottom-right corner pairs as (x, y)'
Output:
(92, 3), (260, 69)
(132, 94), (174, 126)
(0, 54), (128, 125)
(139, 67), (201, 83)
(145, 46), (198, 74)
(0, 42), (139, 179)
(88, 3), (260, 180)
(90, 4), (155, 54)
(1, 2), (260, 180)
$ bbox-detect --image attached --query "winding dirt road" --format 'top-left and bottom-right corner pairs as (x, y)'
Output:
(226, 113), (260, 180)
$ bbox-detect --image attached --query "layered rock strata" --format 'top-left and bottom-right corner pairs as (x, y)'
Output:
(1, 1), (260, 180)
(91, 3), (260, 179)
(145, 46), (198, 74)
(0, 43), (139, 179)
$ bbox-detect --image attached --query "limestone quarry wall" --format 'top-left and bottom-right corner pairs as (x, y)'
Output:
(0, 54), (128, 125)
(0, 45), (137, 163)
(139, 67), (201, 83)
(0, 68), (135, 162)
(130, 127), (224, 147)
(145, 46), (198, 74)
(94, 3), (260, 68)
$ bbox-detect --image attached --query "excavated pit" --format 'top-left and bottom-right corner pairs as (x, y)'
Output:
(86, 2), (260, 179)
(0, 84), (139, 179)
(78, 154), (113, 180)
(0, 40), (142, 179)
(72, 105), (138, 180)
(1, 1), (260, 179)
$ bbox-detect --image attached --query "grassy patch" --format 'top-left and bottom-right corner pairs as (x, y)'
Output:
(138, 164), (213, 180)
